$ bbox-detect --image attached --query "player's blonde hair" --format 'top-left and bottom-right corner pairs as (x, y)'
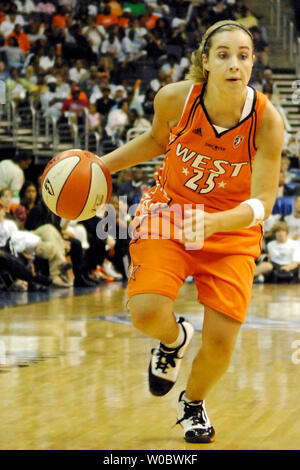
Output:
(186, 20), (254, 84)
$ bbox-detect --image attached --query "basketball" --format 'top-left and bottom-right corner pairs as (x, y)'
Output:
(40, 149), (112, 221)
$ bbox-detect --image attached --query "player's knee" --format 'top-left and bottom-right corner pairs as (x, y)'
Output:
(130, 304), (159, 331)
(203, 334), (236, 361)
(128, 294), (170, 332)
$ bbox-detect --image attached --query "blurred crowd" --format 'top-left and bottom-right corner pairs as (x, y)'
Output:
(0, 0), (299, 291)
(0, 0), (274, 143)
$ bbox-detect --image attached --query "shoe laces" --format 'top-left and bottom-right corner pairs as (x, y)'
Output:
(152, 346), (179, 373)
(176, 400), (207, 427)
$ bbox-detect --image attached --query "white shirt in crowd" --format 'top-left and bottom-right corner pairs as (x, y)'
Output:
(0, 218), (18, 247)
(15, 0), (36, 13)
(284, 214), (300, 239)
(69, 66), (88, 83)
(0, 159), (24, 203)
(267, 238), (300, 266)
(82, 24), (107, 54)
(0, 15), (25, 37)
(10, 230), (41, 255)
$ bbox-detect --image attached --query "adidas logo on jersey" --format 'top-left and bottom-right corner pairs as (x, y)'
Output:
(192, 128), (202, 136)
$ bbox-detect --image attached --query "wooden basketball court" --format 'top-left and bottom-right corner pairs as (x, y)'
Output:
(0, 281), (299, 450)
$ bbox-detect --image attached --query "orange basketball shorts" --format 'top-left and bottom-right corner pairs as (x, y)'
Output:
(127, 238), (256, 323)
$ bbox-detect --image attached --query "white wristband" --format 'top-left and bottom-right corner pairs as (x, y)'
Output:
(241, 198), (265, 227)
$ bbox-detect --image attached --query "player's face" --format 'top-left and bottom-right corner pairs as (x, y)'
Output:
(203, 30), (254, 91)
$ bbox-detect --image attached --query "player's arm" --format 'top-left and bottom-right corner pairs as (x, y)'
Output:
(204, 101), (284, 237)
(101, 83), (185, 173)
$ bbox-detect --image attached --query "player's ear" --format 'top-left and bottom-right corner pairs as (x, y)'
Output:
(202, 53), (209, 72)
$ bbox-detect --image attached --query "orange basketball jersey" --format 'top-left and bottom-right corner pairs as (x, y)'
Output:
(132, 83), (267, 257)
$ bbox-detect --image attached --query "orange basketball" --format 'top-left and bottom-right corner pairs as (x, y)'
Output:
(41, 149), (112, 221)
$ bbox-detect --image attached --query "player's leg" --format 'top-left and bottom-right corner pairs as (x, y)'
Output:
(129, 293), (177, 344)
(127, 239), (195, 396)
(177, 306), (241, 443)
(186, 306), (242, 400)
(129, 293), (194, 396)
(176, 251), (254, 443)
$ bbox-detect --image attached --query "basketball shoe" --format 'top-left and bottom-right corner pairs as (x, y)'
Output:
(176, 391), (215, 443)
(148, 317), (194, 396)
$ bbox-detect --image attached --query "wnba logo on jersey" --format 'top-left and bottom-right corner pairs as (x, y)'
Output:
(233, 135), (244, 148)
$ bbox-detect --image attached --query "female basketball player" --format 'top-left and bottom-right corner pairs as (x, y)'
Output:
(101, 20), (284, 443)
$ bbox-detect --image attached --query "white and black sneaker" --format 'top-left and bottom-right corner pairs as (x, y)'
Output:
(148, 317), (194, 396)
(176, 391), (215, 443)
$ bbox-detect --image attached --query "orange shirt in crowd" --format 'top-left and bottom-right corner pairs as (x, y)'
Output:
(0, 12), (5, 23)
(52, 14), (68, 29)
(141, 14), (159, 30)
(5, 31), (31, 53)
(68, 90), (89, 102)
(118, 16), (130, 28)
(108, 1), (123, 16)
(97, 14), (119, 28)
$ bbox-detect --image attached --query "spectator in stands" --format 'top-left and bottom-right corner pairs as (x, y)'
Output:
(141, 6), (159, 30)
(24, 17), (46, 44)
(97, 5), (119, 29)
(0, 59), (9, 79)
(80, 65), (100, 98)
(15, 0), (36, 15)
(209, 0), (234, 24)
(117, 166), (147, 206)
(186, 18), (202, 50)
(105, 98), (129, 144)
(39, 45), (57, 72)
(120, 27), (147, 70)
(82, 15), (107, 56)
(69, 58), (88, 83)
(52, 5), (70, 30)
(284, 195), (300, 240)
(40, 77), (60, 118)
(161, 54), (190, 82)
(61, 84), (89, 124)
(103, 192), (131, 280)
(254, 221), (300, 283)
(87, 102), (102, 134)
(0, 6), (25, 37)
(150, 68), (170, 92)
(236, 6), (259, 30)
(251, 26), (269, 66)
(112, 84), (127, 104)
(0, 36), (24, 68)
(120, 9), (133, 30)
(5, 24), (30, 54)
(277, 169), (295, 198)
(152, 0), (170, 18)
(281, 155), (295, 184)
(101, 31), (122, 69)
(130, 17), (148, 46)
(96, 85), (116, 116)
(0, 200), (51, 291)
(108, 0), (122, 17)
(0, 188), (15, 218)
(143, 87), (155, 119)
(36, 1), (56, 16)
(0, 153), (33, 204)
(65, 22), (96, 62)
